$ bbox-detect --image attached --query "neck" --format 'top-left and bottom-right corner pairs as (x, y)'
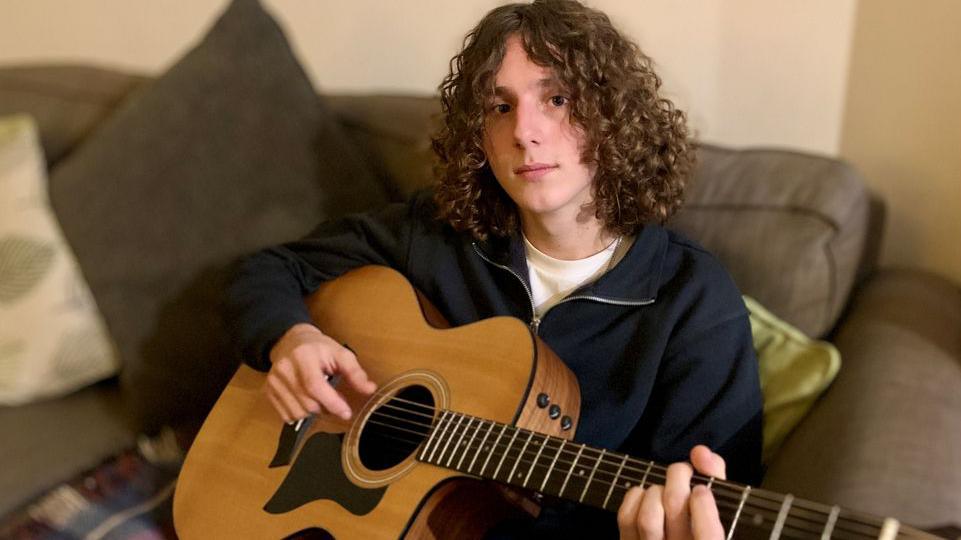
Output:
(418, 410), (927, 540)
(520, 213), (614, 260)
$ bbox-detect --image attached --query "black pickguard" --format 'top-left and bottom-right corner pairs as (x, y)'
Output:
(264, 432), (386, 515)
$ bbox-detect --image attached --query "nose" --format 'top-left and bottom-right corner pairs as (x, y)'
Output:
(513, 99), (544, 148)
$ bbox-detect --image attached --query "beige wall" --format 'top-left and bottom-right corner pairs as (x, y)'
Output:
(12, 2), (957, 283)
(840, 1), (961, 285)
(0, 0), (856, 156)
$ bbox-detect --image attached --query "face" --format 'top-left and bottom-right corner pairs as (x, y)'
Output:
(482, 35), (596, 228)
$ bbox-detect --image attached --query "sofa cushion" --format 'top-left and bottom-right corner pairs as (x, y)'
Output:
(0, 115), (119, 404)
(0, 66), (148, 168)
(48, 0), (387, 432)
(0, 379), (133, 517)
(326, 95), (441, 201)
(670, 145), (871, 337)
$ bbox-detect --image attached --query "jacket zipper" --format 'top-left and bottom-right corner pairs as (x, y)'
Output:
(472, 243), (655, 335)
(472, 244), (541, 333)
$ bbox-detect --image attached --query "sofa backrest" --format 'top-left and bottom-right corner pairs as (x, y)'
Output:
(2, 65), (876, 340)
(324, 95), (876, 338)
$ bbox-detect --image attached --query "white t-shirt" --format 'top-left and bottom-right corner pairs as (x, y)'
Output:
(523, 235), (629, 318)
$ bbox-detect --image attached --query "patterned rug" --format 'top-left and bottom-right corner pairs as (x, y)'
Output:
(0, 430), (182, 540)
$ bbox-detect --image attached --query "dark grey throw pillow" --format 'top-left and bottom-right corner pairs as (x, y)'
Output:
(49, 0), (388, 433)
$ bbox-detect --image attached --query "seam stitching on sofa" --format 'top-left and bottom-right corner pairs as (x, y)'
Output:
(680, 204), (841, 232)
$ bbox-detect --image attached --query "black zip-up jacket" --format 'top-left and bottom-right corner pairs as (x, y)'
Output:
(226, 190), (763, 537)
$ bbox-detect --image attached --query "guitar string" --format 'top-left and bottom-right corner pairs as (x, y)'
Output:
(351, 426), (827, 540)
(355, 418), (877, 540)
(346, 385), (926, 539)
(363, 398), (888, 538)
(353, 408), (882, 540)
(363, 398), (886, 537)
(363, 415), (925, 540)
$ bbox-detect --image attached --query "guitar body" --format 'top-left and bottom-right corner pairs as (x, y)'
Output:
(174, 266), (581, 539)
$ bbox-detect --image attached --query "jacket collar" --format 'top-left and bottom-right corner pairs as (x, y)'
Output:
(472, 224), (667, 304)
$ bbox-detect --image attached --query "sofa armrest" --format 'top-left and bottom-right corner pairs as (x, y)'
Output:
(761, 268), (961, 528)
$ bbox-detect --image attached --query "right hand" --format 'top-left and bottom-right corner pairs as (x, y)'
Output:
(266, 323), (377, 423)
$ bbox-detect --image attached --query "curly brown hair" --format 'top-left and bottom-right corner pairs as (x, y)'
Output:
(431, 0), (694, 240)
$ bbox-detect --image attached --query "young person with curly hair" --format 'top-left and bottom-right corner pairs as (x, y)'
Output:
(227, 1), (762, 537)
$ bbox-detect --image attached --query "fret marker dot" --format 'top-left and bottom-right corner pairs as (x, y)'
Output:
(752, 514), (763, 526)
(624, 482), (631, 487)
(578, 469), (585, 476)
(517, 473), (522, 478)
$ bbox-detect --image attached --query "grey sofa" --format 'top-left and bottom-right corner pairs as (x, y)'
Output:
(1, 0), (959, 533)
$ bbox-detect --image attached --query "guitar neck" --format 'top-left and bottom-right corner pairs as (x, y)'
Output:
(417, 409), (935, 540)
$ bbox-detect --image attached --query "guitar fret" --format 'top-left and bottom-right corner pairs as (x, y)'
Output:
(522, 433), (549, 487)
(436, 414), (465, 466)
(821, 505), (840, 540)
(455, 417), (480, 471)
(506, 431), (535, 483)
(603, 453), (630, 509)
(558, 444), (585, 498)
(770, 494), (793, 540)
(726, 485), (751, 540)
(448, 417), (475, 468)
(579, 448), (605, 503)
(539, 439), (566, 492)
(467, 421), (495, 474)
(421, 410), (451, 461)
(479, 424), (509, 477)
(492, 427), (521, 481)
(639, 460), (653, 489)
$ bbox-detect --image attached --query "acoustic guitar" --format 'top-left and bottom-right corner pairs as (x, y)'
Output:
(173, 265), (941, 539)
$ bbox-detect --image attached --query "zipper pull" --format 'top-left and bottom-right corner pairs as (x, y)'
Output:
(530, 317), (541, 335)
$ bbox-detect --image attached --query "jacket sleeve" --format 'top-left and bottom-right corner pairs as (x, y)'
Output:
(224, 197), (422, 371)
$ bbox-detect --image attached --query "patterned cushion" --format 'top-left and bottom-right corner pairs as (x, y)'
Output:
(0, 114), (118, 404)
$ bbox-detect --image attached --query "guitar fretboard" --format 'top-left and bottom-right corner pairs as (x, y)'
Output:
(415, 409), (923, 540)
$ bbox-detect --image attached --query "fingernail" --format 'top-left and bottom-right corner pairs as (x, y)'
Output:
(339, 409), (352, 420)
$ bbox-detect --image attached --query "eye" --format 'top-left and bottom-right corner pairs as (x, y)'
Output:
(549, 95), (569, 107)
(491, 103), (512, 115)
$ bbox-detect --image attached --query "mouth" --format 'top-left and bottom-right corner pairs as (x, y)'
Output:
(514, 163), (558, 180)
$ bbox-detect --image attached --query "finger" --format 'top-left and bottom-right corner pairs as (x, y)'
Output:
(265, 388), (291, 423)
(690, 485), (725, 540)
(267, 372), (308, 422)
(617, 485), (644, 540)
(662, 462), (694, 540)
(309, 375), (354, 420)
(690, 445), (727, 480)
(294, 354), (333, 411)
(334, 347), (377, 395)
(275, 359), (321, 415)
(637, 485), (664, 540)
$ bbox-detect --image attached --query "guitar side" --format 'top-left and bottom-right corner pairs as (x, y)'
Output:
(174, 266), (581, 539)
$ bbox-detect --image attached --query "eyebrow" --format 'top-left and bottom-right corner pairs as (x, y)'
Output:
(493, 77), (564, 99)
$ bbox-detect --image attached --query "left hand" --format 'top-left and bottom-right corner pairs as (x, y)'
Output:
(616, 445), (726, 540)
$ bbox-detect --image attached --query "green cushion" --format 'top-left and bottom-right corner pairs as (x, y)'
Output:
(745, 295), (841, 463)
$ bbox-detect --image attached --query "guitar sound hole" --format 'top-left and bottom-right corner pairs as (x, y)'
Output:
(358, 384), (435, 471)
